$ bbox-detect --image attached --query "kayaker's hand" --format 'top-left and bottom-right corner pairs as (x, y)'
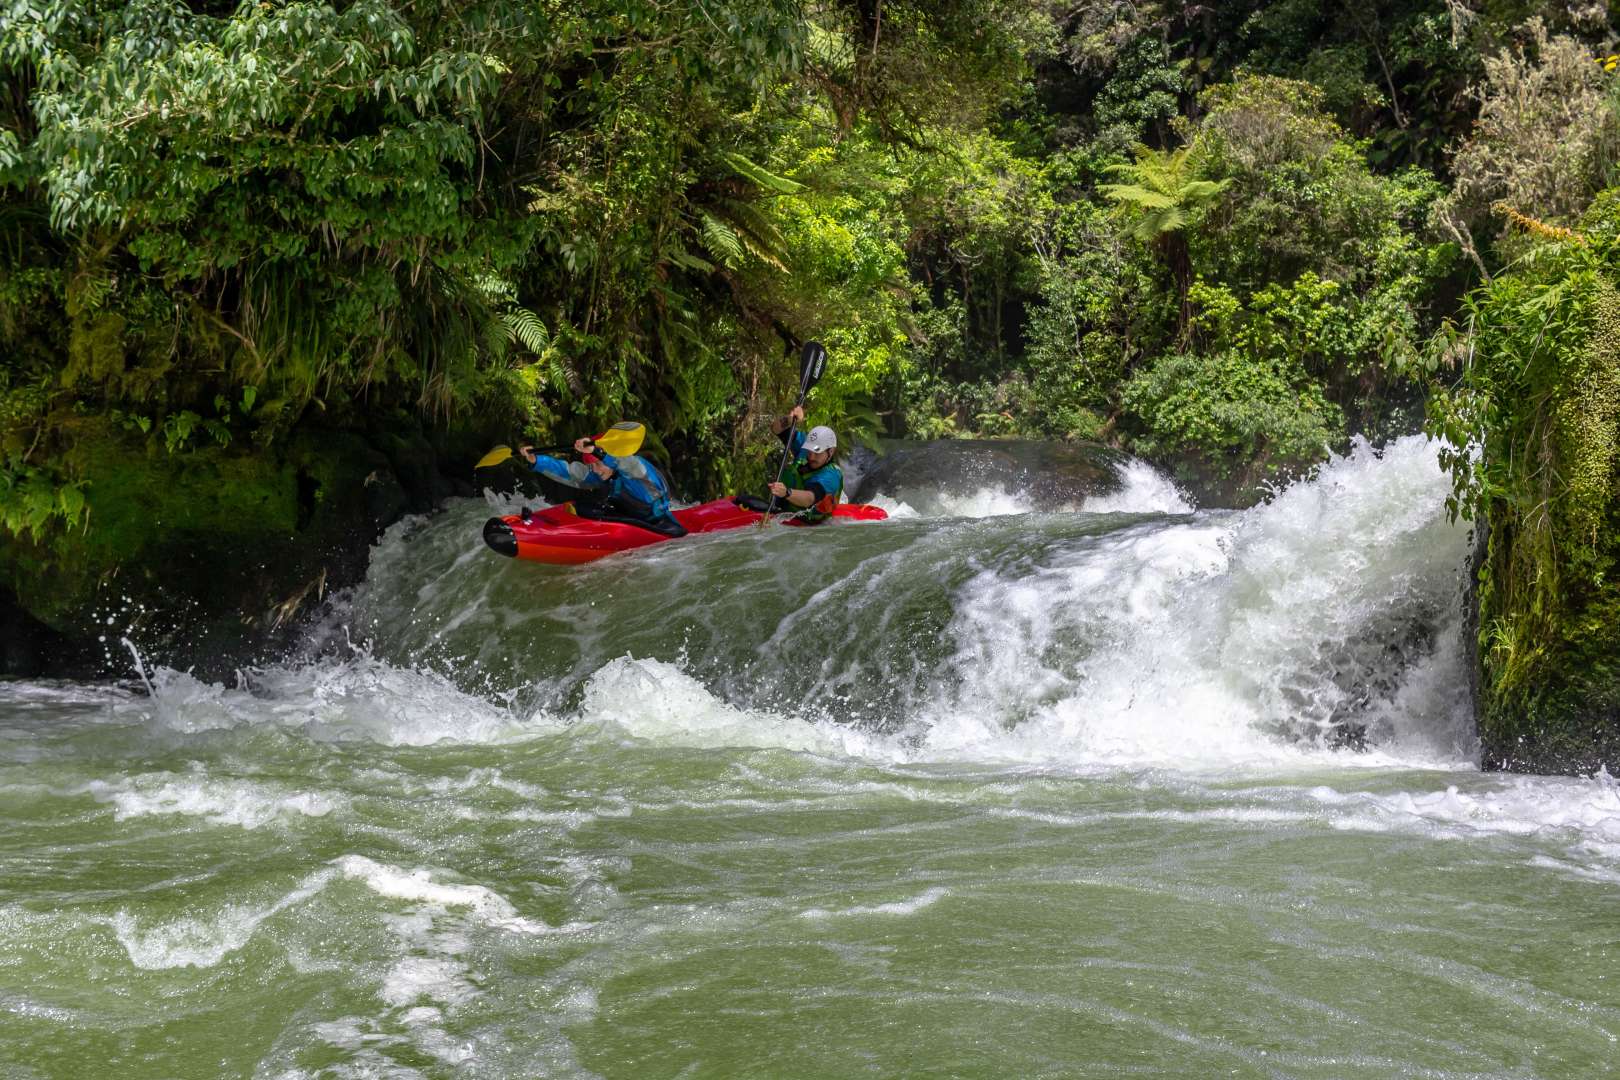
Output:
(788, 404), (805, 425)
(519, 445), (536, 464)
(768, 481), (789, 500)
(573, 437), (596, 455)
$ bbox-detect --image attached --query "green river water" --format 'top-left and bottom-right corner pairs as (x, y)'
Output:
(3, 437), (1618, 1078)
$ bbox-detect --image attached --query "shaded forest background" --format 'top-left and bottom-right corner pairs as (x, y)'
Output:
(10, 0), (1618, 508)
(6, 1), (1620, 768)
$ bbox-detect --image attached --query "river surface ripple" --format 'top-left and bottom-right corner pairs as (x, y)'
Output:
(3, 437), (1617, 1078)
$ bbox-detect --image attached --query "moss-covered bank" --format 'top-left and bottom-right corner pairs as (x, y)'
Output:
(1436, 205), (1620, 774)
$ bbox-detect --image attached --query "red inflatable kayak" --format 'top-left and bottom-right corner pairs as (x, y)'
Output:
(483, 497), (888, 565)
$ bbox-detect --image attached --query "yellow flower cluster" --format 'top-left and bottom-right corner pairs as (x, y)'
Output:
(1493, 201), (1586, 244)
(1597, 53), (1620, 71)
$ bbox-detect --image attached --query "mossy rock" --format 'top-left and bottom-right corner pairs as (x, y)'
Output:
(1479, 593), (1620, 773)
(849, 438), (1131, 506)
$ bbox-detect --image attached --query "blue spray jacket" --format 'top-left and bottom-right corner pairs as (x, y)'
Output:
(531, 451), (673, 521)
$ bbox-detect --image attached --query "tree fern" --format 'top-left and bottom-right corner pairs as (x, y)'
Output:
(1100, 145), (1230, 343)
(714, 198), (789, 271)
(1099, 146), (1229, 241)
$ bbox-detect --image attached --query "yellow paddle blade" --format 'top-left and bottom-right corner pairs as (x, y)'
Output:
(474, 445), (513, 469)
(592, 421), (644, 457)
(474, 422), (642, 469)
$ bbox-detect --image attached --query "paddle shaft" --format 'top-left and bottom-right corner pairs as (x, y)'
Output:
(766, 397), (811, 513)
(765, 342), (827, 514)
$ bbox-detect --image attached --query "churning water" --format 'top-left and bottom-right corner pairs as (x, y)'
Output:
(3, 436), (1619, 1078)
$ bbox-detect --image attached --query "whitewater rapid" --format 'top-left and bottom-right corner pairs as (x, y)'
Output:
(7, 436), (1619, 1078)
(312, 434), (1470, 771)
(78, 435), (1473, 773)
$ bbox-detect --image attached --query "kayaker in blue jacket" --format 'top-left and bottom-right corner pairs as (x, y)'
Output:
(767, 405), (842, 524)
(519, 438), (685, 536)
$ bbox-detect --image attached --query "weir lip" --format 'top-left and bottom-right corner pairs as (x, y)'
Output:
(482, 517), (518, 558)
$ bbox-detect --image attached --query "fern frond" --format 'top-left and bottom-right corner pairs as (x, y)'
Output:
(1099, 184), (1178, 211)
(1180, 178), (1232, 202)
(665, 246), (717, 273)
(714, 199), (789, 271)
(720, 151), (805, 195)
(473, 273), (517, 301)
(501, 308), (551, 354)
(700, 213), (745, 268)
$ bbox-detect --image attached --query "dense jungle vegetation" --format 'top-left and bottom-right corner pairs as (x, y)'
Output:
(4, 1), (1620, 764)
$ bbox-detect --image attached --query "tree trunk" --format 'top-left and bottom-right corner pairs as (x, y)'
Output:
(1161, 232), (1194, 349)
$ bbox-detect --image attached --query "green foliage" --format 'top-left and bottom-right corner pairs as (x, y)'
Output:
(1190, 76), (1413, 286)
(1122, 348), (1340, 480)
(1121, 278), (1347, 490)
(0, 462), (88, 541)
(1020, 189), (1172, 435)
(1435, 19), (1620, 273)
(0, 0), (1609, 542)
(1428, 189), (1620, 761)
(1090, 36), (1184, 151)
(1100, 146), (1230, 244)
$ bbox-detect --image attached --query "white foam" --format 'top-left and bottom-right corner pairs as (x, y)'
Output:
(864, 486), (1038, 519)
(556, 984), (599, 1022)
(865, 456), (1187, 519)
(309, 1017), (380, 1052)
(800, 886), (950, 919)
(88, 772), (343, 829)
(129, 656), (553, 748)
(1083, 458), (1195, 514)
(932, 488), (1040, 517)
(576, 656), (847, 753)
(334, 855), (548, 934)
(380, 956), (478, 1008)
(107, 869), (337, 970)
(913, 436), (1474, 770)
(865, 493), (920, 519)
(1307, 770), (1620, 848)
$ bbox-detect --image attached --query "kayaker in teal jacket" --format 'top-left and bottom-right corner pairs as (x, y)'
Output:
(768, 406), (842, 524)
(520, 438), (684, 535)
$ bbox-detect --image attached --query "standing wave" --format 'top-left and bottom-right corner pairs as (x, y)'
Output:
(321, 436), (1475, 769)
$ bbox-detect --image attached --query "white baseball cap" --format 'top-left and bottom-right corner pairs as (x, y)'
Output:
(803, 426), (837, 453)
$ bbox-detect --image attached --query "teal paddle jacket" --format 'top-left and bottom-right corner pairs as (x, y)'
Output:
(777, 428), (843, 524)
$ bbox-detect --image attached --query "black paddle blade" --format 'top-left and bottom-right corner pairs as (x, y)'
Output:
(798, 340), (828, 398)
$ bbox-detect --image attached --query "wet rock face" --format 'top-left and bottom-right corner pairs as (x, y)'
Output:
(847, 439), (1130, 507)
(0, 414), (496, 682)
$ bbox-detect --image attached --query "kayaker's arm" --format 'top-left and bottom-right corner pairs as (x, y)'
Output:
(520, 446), (606, 488)
(766, 480), (817, 508)
(773, 405), (807, 441)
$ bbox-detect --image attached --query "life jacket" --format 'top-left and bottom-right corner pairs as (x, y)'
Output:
(595, 452), (673, 521)
(531, 451), (677, 526)
(780, 455), (843, 525)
